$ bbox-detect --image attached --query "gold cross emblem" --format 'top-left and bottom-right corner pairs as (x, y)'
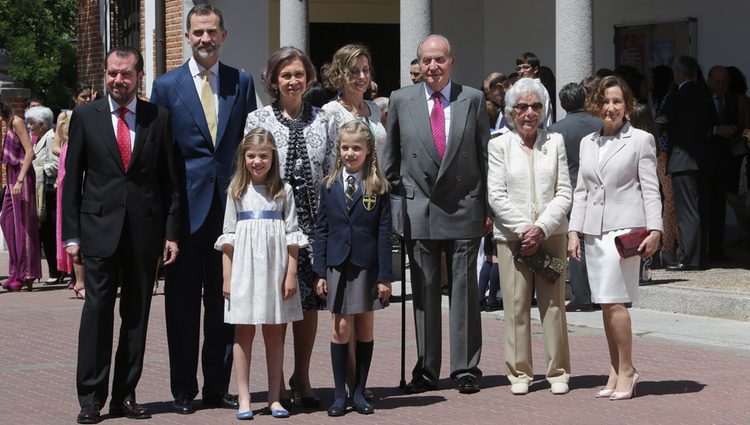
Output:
(362, 195), (377, 211)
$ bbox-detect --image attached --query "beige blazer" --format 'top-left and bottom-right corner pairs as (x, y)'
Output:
(569, 122), (663, 236)
(488, 129), (572, 242)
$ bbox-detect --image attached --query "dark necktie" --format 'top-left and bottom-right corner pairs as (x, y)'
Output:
(345, 175), (356, 211)
(430, 92), (446, 157)
(714, 95), (725, 121)
(116, 107), (131, 170)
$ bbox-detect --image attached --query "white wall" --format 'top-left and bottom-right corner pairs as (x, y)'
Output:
(209, 0), (270, 105)
(481, 0), (556, 82)
(433, 0), (487, 88)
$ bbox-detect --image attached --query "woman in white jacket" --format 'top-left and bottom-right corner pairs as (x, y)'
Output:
(567, 76), (662, 400)
(488, 78), (572, 396)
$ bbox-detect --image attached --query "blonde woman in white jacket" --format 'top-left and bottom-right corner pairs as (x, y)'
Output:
(488, 78), (572, 396)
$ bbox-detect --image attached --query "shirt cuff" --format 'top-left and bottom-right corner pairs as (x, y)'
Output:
(64, 239), (80, 247)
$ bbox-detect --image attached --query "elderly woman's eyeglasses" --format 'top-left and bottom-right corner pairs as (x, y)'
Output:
(513, 102), (543, 112)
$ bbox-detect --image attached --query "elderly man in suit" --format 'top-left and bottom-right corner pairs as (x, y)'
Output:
(382, 34), (489, 394)
(548, 82), (601, 312)
(64, 46), (180, 424)
(655, 55), (717, 271)
(150, 4), (257, 414)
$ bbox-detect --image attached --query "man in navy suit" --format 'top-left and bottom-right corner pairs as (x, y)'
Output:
(150, 4), (257, 414)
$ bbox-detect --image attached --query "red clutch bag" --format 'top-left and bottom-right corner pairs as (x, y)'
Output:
(614, 228), (649, 258)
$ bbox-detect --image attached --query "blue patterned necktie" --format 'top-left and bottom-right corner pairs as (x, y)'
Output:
(345, 175), (356, 211)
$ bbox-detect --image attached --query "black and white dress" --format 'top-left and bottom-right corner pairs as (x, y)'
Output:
(244, 103), (336, 310)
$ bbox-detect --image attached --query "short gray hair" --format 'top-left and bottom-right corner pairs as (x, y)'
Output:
(503, 77), (548, 129)
(25, 106), (54, 130)
(416, 34), (453, 60)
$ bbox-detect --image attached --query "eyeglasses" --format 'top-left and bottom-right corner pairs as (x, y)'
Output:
(513, 102), (543, 112)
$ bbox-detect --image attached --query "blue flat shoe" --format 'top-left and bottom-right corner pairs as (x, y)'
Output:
(236, 410), (254, 420)
(271, 407), (289, 418)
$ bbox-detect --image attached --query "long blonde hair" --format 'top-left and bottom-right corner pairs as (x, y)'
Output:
(228, 128), (284, 200)
(325, 120), (389, 195)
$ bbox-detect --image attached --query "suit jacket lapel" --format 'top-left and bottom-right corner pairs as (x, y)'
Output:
(407, 83), (442, 168)
(438, 83), (468, 181)
(93, 99), (125, 173)
(175, 62), (214, 150)
(598, 122), (630, 172)
(130, 99), (150, 171)
(215, 62), (238, 148)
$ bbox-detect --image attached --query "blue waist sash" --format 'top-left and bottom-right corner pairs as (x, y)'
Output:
(237, 210), (283, 221)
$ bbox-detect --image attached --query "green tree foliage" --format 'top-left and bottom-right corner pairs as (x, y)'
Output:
(0, 0), (77, 108)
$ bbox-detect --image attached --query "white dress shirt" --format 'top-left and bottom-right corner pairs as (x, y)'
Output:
(342, 169), (362, 192)
(108, 95), (137, 151)
(424, 82), (452, 148)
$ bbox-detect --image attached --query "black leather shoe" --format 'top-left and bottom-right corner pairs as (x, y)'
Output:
(173, 398), (195, 415)
(327, 403), (347, 417)
(203, 392), (239, 409)
(665, 262), (700, 271)
(353, 400), (374, 415)
(403, 376), (437, 394)
(77, 405), (101, 424)
(565, 303), (594, 312)
(485, 301), (503, 312)
(109, 399), (151, 419)
(456, 375), (480, 394)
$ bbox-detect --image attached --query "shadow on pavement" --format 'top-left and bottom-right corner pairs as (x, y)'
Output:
(638, 379), (706, 396)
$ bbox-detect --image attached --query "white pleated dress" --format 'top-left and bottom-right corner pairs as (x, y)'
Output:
(214, 183), (308, 324)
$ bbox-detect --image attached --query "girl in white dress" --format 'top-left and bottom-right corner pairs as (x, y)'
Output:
(215, 128), (307, 419)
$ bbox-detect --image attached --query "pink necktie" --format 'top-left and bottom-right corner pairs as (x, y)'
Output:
(116, 107), (131, 170)
(430, 92), (446, 157)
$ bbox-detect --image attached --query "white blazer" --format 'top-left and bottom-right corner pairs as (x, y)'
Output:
(488, 129), (572, 242)
(569, 122), (663, 236)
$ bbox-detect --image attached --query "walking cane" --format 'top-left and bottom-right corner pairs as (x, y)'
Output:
(390, 194), (407, 389)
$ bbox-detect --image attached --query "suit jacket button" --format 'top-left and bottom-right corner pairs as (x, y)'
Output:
(209, 176), (215, 183)
(413, 153), (417, 158)
(456, 175), (462, 182)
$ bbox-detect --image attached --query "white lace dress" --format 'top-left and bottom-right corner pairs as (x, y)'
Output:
(214, 183), (308, 324)
(322, 100), (386, 156)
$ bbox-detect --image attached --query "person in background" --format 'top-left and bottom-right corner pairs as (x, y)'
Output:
(27, 106), (61, 285)
(54, 82), (93, 298)
(409, 58), (422, 84)
(1, 93), (41, 292)
(548, 82), (601, 312)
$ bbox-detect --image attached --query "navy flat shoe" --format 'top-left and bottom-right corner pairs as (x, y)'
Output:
(271, 407), (289, 418)
(236, 410), (254, 420)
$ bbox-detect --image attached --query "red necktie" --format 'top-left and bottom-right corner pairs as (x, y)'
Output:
(116, 107), (131, 170)
(430, 92), (446, 157)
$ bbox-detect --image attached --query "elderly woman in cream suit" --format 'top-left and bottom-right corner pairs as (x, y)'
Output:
(488, 78), (572, 396)
(568, 76), (662, 401)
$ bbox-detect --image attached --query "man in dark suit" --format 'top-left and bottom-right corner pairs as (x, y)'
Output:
(64, 46), (180, 424)
(705, 65), (740, 261)
(150, 4), (256, 414)
(655, 55), (717, 270)
(548, 82), (601, 311)
(382, 34), (489, 394)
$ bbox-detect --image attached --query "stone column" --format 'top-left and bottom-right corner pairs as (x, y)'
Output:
(555, 0), (593, 119)
(400, 0), (431, 88)
(280, 0), (309, 53)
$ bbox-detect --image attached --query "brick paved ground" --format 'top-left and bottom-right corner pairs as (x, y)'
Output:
(1, 274), (750, 425)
